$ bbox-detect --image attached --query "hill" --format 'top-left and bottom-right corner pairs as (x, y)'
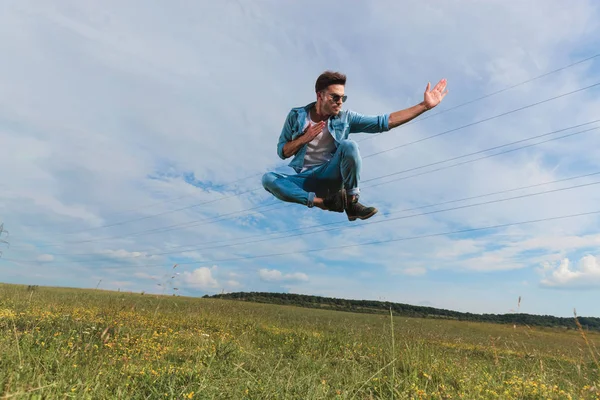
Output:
(207, 291), (600, 331)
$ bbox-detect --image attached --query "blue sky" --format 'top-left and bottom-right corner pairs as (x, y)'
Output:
(1, 0), (600, 318)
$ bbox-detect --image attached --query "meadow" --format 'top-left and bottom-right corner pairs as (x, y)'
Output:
(0, 283), (599, 399)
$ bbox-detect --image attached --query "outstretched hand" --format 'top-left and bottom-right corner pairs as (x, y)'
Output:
(423, 78), (448, 110)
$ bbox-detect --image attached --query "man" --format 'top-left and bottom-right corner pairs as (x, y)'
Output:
(262, 71), (448, 221)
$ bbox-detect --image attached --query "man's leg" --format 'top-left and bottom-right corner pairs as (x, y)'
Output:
(338, 139), (361, 197)
(261, 171), (345, 211)
(262, 172), (314, 206)
(313, 139), (377, 221)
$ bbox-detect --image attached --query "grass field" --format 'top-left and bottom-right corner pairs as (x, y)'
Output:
(1, 283), (599, 399)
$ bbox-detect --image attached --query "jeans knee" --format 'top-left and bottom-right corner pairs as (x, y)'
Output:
(339, 140), (360, 163)
(261, 172), (278, 190)
(339, 139), (359, 155)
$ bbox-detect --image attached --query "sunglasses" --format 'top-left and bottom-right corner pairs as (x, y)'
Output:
(323, 92), (347, 103)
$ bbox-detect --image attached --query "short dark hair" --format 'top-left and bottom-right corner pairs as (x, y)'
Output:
(315, 70), (346, 93)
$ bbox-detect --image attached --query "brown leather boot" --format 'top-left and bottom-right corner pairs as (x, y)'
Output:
(345, 194), (378, 221)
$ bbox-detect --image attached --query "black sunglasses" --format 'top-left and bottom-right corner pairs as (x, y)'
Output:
(323, 92), (347, 103)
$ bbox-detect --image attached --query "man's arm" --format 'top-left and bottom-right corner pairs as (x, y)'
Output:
(277, 111), (325, 159)
(388, 102), (429, 129)
(347, 106), (425, 133)
(389, 79), (448, 130)
(277, 112), (295, 159)
(282, 135), (309, 159)
(282, 121), (325, 158)
(348, 79), (448, 134)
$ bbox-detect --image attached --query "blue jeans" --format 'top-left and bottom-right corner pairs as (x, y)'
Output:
(262, 139), (361, 207)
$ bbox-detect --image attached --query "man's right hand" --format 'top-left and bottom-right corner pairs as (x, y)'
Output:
(281, 121), (325, 158)
(301, 121), (325, 143)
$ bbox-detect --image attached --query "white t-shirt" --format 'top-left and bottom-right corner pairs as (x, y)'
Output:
(302, 116), (336, 171)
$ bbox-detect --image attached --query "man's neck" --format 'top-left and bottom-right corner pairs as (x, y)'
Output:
(310, 103), (330, 122)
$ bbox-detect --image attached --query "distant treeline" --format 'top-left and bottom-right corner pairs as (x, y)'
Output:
(207, 291), (600, 331)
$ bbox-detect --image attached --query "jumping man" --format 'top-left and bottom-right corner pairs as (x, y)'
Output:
(262, 71), (448, 221)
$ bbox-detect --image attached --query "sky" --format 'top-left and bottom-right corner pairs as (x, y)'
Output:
(1, 0), (600, 318)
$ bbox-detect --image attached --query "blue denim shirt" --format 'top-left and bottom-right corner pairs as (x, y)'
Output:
(277, 102), (390, 172)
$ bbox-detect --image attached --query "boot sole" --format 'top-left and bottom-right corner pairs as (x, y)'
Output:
(347, 208), (378, 221)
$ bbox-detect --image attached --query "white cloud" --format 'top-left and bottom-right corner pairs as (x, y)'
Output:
(182, 266), (219, 290)
(258, 268), (309, 283)
(176, 266), (242, 293)
(539, 255), (600, 288)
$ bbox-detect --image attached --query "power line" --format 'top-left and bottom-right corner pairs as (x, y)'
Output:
(174, 209), (600, 267)
(43, 121), (600, 255)
(124, 175), (600, 256)
(124, 169), (600, 255)
(59, 201), (287, 245)
(62, 184), (265, 234)
(362, 120), (599, 184)
(356, 52), (600, 143)
(362, 125), (599, 189)
(64, 52), (600, 230)
(89, 172), (265, 222)
(19, 174), (600, 263)
(16, 119), (600, 248)
(8, 208), (599, 268)
(25, 76), (600, 239)
(127, 123), (600, 254)
(12, 201), (285, 249)
(14, 81), (598, 252)
(5, 54), (599, 271)
(362, 81), (600, 159)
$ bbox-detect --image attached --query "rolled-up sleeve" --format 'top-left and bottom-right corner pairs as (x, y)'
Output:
(277, 111), (294, 159)
(348, 110), (390, 134)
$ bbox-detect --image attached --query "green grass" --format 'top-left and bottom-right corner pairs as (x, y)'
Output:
(1, 283), (599, 399)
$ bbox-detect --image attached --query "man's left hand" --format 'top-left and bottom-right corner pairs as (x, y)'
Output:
(423, 78), (448, 110)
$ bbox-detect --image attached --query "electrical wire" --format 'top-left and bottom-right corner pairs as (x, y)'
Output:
(6, 208), (599, 268)
(356, 52), (600, 143)
(67, 52), (600, 231)
(20, 119), (600, 248)
(33, 77), (600, 238)
(42, 175), (600, 261)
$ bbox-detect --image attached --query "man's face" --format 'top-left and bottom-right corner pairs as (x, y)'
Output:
(319, 84), (346, 116)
